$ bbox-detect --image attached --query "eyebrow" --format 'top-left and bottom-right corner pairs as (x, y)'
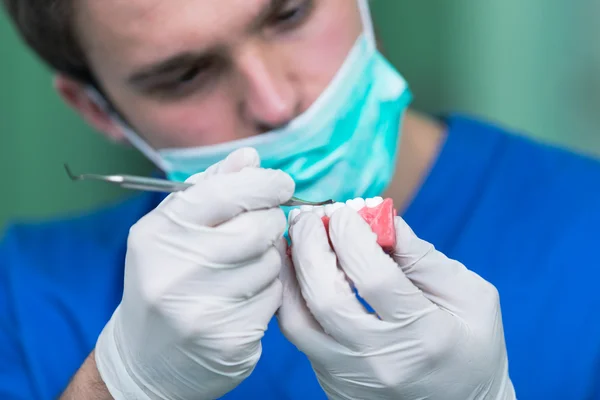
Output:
(127, 52), (213, 86)
(126, 0), (288, 87)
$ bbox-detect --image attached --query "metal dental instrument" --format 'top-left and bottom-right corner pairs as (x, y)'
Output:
(64, 164), (334, 207)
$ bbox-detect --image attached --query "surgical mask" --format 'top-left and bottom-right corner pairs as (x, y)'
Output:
(89, 0), (412, 203)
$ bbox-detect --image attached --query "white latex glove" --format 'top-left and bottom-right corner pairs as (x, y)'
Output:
(277, 207), (516, 400)
(95, 148), (295, 400)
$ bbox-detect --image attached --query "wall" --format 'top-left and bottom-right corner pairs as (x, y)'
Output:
(0, 11), (153, 229)
(372, 0), (600, 154)
(1, 1), (599, 229)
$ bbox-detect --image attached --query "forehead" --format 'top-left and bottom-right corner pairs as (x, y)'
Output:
(76, 0), (268, 70)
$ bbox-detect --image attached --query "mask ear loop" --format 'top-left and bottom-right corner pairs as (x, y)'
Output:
(357, 0), (376, 48)
(85, 86), (172, 172)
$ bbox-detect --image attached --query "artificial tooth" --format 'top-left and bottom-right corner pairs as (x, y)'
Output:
(346, 198), (366, 211)
(312, 206), (325, 218)
(332, 202), (345, 212)
(365, 197), (384, 207)
(324, 204), (336, 216)
(325, 202), (345, 217)
(300, 205), (313, 212)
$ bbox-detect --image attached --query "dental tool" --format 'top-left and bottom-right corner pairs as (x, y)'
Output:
(63, 164), (334, 207)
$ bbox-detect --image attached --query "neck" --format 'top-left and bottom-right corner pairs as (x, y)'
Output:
(384, 109), (447, 214)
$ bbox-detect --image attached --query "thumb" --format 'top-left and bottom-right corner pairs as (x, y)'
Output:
(275, 238), (332, 361)
(329, 207), (436, 324)
(392, 216), (493, 319)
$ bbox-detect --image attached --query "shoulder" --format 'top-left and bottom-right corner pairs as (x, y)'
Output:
(441, 113), (600, 228)
(411, 113), (600, 250)
(426, 115), (600, 398)
(459, 114), (600, 227)
(412, 112), (600, 304)
(438, 114), (600, 265)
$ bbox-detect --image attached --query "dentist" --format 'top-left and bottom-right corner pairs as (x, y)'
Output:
(2, 0), (600, 399)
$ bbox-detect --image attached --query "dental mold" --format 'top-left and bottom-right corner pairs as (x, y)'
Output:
(288, 197), (397, 253)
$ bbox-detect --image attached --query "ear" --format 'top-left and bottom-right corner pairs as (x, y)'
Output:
(53, 74), (126, 143)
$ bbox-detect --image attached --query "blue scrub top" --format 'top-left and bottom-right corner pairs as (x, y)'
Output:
(1, 115), (600, 399)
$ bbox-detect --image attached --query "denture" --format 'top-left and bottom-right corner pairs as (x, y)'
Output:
(287, 197), (397, 254)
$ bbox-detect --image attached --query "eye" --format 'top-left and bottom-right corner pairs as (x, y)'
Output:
(272, 0), (312, 28)
(275, 7), (301, 23)
(177, 66), (201, 84)
(151, 63), (216, 98)
(172, 58), (218, 88)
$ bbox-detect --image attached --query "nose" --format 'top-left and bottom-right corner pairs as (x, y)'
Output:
(237, 44), (299, 131)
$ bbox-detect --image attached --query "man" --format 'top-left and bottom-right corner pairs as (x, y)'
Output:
(1, 0), (599, 399)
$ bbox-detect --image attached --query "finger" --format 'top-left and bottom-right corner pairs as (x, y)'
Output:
(276, 237), (324, 337)
(179, 244), (283, 299)
(210, 208), (288, 264)
(162, 167), (295, 227)
(329, 207), (436, 323)
(159, 207), (287, 265)
(392, 216), (494, 318)
(275, 238), (347, 364)
(155, 147), (262, 212)
(289, 212), (375, 350)
(234, 278), (283, 332)
(202, 278), (283, 335)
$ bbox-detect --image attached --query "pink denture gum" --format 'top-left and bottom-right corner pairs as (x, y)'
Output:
(289, 198), (397, 254)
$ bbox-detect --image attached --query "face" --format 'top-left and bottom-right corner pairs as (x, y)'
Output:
(66, 0), (363, 149)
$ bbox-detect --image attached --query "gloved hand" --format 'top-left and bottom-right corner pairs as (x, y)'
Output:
(278, 207), (516, 400)
(95, 148), (295, 399)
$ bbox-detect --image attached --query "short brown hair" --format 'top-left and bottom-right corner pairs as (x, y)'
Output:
(2, 0), (94, 83)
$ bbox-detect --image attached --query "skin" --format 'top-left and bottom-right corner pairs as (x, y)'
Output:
(56, 0), (446, 397)
(60, 0), (363, 147)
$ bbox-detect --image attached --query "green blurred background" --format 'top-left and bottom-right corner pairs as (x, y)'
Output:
(1, 0), (599, 229)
